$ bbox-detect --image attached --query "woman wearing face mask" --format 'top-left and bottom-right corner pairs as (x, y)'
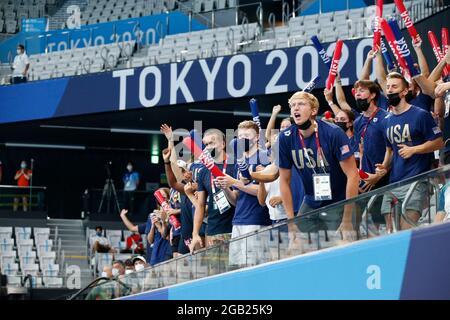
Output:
(334, 110), (359, 166)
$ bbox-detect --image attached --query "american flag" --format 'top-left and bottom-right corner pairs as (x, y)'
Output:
(340, 145), (350, 155)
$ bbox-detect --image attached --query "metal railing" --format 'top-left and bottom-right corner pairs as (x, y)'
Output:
(0, 185), (47, 212)
(83, 164), (450, 299)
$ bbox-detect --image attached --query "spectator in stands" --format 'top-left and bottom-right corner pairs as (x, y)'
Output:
(0, 160), (3, 184)
(216, 121), (271, 266)
(13, 160), (32, 212)
(132, 255), (147, 272)
(101, 265), (113, 279)
(122, 161), (139, 214)
(334, 109), (359, 163)
(112, 260), (125, 278)
(124, 259), (135, 274)
(189, 128), (236, 253)
(161, 123), (205, 255)
(121, 190), (172, 266)
(277, 91), (359, 243)
(120, 209), (152, 262)
(147, 192), (173, 265)
(120, 231), (144, 255)
(91, 226), (115, 254)
(11, 44), (29, 84)
(375, 72), (444, 230)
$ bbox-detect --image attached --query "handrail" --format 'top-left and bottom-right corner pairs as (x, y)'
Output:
(0, 185), (47, 190)
(97, 163), (450, 298)
(282, 2), (290, 26)
(67, 277), (109, 300)
(268, 12), (276, 36)
(68, 276), (132, 300)
(226, 28), (235, 54)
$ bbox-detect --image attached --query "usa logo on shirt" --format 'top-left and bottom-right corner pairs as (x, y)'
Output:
(432, 126), (441, 134)
(340, 145), (350, 155)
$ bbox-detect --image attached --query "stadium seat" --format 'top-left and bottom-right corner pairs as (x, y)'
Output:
(0, 238), (14, 252)
(1, 251), (16, 266)
(2, 263), (19, 276)
(22, 263), (39, 276)
(19, 250), (37, 266)
(6, 275), (22, 286)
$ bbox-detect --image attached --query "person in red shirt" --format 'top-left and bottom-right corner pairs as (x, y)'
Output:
(13, 160), (32, 212)
(120, 233), (145, 255)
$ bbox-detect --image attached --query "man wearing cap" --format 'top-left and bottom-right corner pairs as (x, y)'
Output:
(132, 255), (147, 272)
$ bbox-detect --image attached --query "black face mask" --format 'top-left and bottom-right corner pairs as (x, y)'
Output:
(335, 122), (348, 132)
(405, 90), (414, 103)
(355, 98), (370, 112)
(296, 119), (312, 130)
(387, 93), (402, 107)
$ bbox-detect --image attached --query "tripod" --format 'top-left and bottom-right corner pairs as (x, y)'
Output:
(97, 178), (120, 215)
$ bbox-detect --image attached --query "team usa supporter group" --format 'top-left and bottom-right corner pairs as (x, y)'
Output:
(117, 52), (450, 269)
(113, 7), (450, 273)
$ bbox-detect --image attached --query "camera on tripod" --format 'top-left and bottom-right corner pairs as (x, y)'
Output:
(97, 161), (120, 215)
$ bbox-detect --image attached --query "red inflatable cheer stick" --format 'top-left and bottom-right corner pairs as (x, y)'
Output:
(326, 39), (343, 90)
(394, 0), (421, 44)
(182, 137), (225, 178)
(373, 0), (383, 51)
(380, 18), (410, 77)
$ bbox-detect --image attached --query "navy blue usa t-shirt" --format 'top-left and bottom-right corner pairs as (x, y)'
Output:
(233, 150), (271, 226)
(179, 194), (194, 241)
(197, 162), (236, 235)
(384, 105), (442, 183)
(137, 217), (152, 263)
(291, 168), (304, 213)
(354, 108), (389, 174)
(278, 121), (354, 209)
(138, 216), (172, 266)
(410, 92), (433, 112)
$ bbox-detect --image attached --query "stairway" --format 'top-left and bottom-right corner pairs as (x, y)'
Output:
(48, 0), (87, 31)
(47, 219), (93, 289)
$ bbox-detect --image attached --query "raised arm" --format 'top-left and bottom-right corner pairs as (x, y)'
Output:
(375, 52), (387, 94)
(335, 76), (352, 111)
(265, 105), (282, 147)
(119, 209), (139, 232)
(162, 148), (186, 194)
(412, 41), (430, 78)
(359, 49), (376, 80)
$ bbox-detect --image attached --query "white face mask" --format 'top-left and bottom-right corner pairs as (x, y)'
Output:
(17, 49), (22, 55)
(125, 269), (134, 275)
(101, 271), (108, 278)
(112, 268), (119, 277)
(127, 165), (133, 171)
(135, 264), (145, 272)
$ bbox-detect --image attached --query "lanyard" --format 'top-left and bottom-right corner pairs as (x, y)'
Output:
(298, 121), (326, 174)
(360, 108), (379, 141)
(210, 157), (227, 194)
(359, 108), (379, 170)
